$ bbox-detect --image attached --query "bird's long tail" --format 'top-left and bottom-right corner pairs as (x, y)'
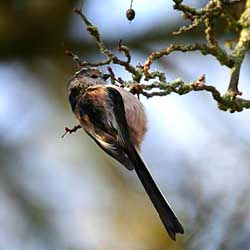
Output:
(105, 86), (184, 240)
(128, 146), (184, 241)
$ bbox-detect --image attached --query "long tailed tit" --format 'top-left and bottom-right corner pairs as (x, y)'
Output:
(67, 67), (184, 240)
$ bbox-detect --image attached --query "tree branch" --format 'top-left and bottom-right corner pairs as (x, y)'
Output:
(130, 75), (250, 112)
(66, 0), (250, 113)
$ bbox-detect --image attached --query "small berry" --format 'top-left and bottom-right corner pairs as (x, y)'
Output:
(126, 8), (135, 21)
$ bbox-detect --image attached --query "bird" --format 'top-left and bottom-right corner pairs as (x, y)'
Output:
(67, 67), (184, 241)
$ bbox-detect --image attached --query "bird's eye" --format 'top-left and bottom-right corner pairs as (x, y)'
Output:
(91, 74), (98, 79)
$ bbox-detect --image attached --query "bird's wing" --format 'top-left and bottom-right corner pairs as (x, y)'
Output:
(75, 85), (134, 170)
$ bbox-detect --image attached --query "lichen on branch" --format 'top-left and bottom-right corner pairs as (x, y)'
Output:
(66, 0), (250, 113)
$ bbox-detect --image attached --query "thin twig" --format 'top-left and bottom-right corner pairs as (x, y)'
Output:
(72, 7), (143, 82)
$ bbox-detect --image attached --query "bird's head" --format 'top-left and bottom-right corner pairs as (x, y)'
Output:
(67, 67), (106, 111)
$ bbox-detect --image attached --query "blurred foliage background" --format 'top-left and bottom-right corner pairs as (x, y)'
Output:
(0, 0), (250, 250)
